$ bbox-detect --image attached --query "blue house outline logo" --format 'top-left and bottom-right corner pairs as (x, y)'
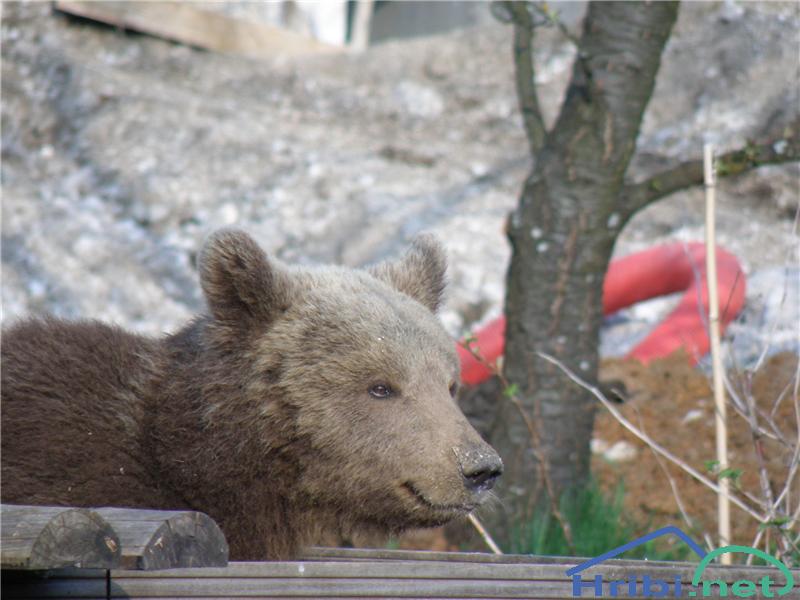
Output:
(566, 526), (796, 598)
(565, 525), (707, 577)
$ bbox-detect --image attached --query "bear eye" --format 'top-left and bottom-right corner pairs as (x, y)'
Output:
(449, 382), (458, 398)
(369, 383), (393, 399)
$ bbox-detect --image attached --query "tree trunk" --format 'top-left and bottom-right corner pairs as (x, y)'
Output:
(488, 1), (680, 547)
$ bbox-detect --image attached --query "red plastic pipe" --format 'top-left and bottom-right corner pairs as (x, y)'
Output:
(457, 242), (746, 385)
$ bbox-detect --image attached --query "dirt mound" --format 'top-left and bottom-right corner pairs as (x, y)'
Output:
(594, 352), (798, 546)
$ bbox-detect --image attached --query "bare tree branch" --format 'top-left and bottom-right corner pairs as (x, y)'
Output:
(507, 2), (547, 156)
(623, 124), (800, 213)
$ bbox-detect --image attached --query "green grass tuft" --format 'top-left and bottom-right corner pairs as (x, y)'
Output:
(508, 480), (690, 561)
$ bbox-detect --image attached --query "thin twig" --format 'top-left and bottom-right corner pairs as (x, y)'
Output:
(530, 2), (582, 49)
(529, 2), (592, 83)
(771, 439), (800, 515)
(743, 382), (777, 516)
(749, 271), (793, 377)
(724, 373), (785, 446)
(461, 339), (575, 553)
(507, 2), (547, 156)
(538, 352), (767, 522)
(748, 527), (765, 566)
(468, 513), (503, 555)
(631, 400), (708, 547)
(678, 175), (794, 550)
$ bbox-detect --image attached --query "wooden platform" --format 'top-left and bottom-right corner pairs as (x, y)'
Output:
(3, 547), (796, 599)
(2, 505), (796, 599)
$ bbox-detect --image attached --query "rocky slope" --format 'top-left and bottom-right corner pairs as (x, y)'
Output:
(2, 1), (798, 363)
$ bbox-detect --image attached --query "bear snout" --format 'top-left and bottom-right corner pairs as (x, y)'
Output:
(457, 446), (504, 493)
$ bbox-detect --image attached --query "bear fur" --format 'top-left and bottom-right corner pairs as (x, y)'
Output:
(1, 229), (502, 559)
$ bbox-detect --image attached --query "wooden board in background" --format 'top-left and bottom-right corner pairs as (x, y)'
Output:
(55, 1), (341, 59)
(3, 546), (796, 599)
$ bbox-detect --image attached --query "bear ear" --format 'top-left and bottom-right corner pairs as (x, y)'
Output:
(198, 228), (292, 325)
(370, 234), (447, 313)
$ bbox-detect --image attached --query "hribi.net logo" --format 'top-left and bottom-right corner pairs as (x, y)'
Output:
(567, 526), (796, 598)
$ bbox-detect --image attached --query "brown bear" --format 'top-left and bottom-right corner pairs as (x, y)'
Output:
(1, 229), (502, 559)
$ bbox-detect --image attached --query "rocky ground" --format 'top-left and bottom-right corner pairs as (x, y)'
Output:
(2, 1), (798, 552)
(2, 2), (798, 353)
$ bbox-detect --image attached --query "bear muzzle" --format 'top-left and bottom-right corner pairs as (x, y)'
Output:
(457, 445), (504, 494)
(393, 443), (502, 524)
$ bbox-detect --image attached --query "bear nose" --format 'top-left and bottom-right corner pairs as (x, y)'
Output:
(461, 453), (503, 492)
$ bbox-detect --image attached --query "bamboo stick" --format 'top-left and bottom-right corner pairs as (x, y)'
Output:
(705, 143), (731, 563)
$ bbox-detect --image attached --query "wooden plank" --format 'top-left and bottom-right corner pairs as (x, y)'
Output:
(109, 577), (576, 598)
(304, 546), (686, 565)
(304, 546), (593, 564)
(112, 560), (569, 581)
(105, 559), (795, 599)
(3, 544), (796, 599)
(54, 1), (341, 59)
(301, 547), (793, 582)
(107, 575), (800, 599)
(1, 505), (120, 570)
(4, 561), (797, 600)
(107, 558), (789, 584)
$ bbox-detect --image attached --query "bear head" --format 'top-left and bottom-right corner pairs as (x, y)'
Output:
(196, 228), (503, 536)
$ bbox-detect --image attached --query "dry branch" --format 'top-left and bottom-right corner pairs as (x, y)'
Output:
(623, 126), (800, 212)
(461, 339), (575, 552)
(467, 513), (503, 555)
(538, 352), (767, 523)
(507, 2), (547, 156)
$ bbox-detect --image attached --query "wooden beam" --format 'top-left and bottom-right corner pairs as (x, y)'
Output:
(349, 0), (374, 51)
(4, 556), (795, 599)
(54, 1), (342, 59)
(3, 551), (798, 598)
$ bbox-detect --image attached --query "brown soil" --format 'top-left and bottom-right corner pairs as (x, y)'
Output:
(593, 351), (798, 547)
(398, 352), (798, 552)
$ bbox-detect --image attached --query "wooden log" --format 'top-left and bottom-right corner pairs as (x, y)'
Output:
(1, 505), (228, 571)
(93, 507), (228, 570)
(0, 505), (120, 570)
(2, 524), (795, 598)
